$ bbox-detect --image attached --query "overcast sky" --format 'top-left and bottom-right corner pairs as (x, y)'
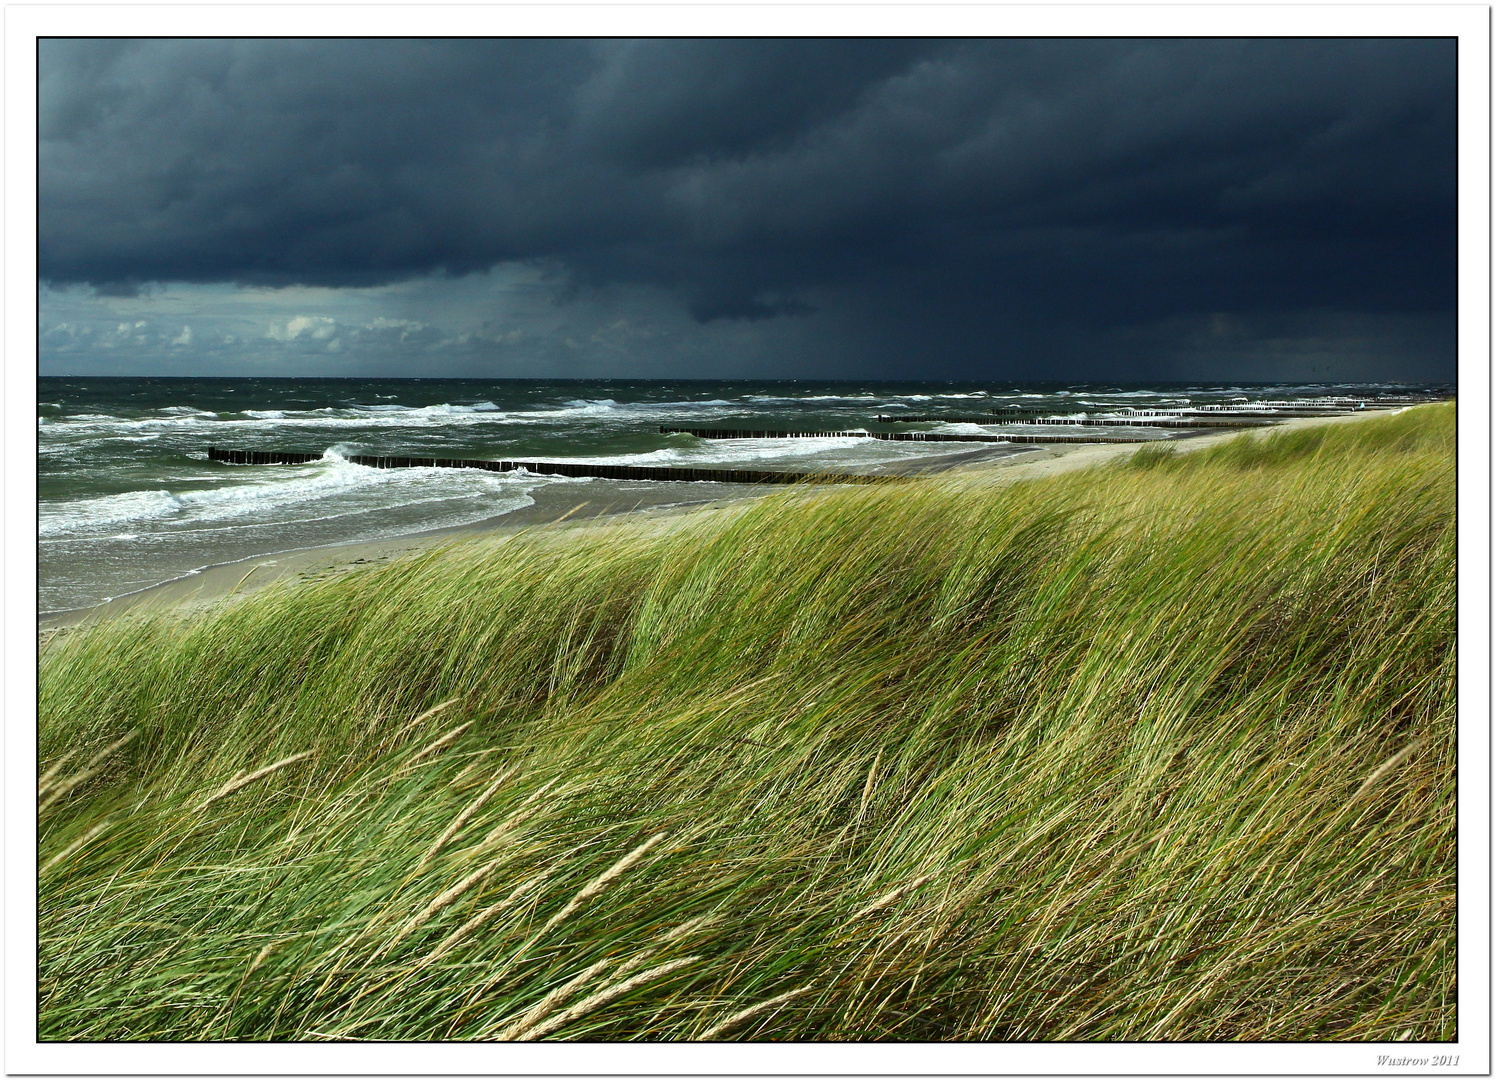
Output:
(38, 38), (1457, 382)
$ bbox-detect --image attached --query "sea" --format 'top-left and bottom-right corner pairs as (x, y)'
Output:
(37, 378), (1450, 616)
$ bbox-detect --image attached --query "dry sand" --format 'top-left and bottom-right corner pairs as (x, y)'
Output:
(39, 409), (1400, 635)
(943, 408), (1400, 484)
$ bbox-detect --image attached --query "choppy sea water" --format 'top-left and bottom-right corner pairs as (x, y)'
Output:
(38, 378), (1448, 615)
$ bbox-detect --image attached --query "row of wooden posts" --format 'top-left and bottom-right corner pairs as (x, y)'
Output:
(205, 446), (903, 485)
(658, 427), (1156, 445)
(869, 415), (1275, 428)
(885, 401), (1427, 425)
(207, 396), (1439, 485)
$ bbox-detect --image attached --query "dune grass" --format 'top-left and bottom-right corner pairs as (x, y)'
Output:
(37, 403), (1456, 1041)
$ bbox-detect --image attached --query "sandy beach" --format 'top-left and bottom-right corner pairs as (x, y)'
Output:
(38, 409), (1401, 635)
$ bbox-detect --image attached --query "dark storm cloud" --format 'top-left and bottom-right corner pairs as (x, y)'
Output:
(39, 38), (1456, 377)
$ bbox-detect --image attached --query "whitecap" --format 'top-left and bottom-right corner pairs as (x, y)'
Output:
(39, 488), (183, 537)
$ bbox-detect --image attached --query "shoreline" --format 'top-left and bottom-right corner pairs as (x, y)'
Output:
(944, 408), (1407, 485)
(38, 410), (1401, 634)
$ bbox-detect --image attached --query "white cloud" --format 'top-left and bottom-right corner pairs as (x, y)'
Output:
(171, 324), (192, 346)
(270, 315), (339, 341)
(40, 268), (836, 378)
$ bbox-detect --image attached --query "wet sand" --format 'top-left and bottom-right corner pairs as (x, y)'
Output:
(38, 410), (1398, 634)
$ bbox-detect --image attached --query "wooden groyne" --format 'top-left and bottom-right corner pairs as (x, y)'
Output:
(659, 427), (1157, 445)
(874, 416), (1018, 425)
(873, 415), (1277, 428)
(1179, 407), (1353, 418)
(986, 398), (1426, 418)
(873, 430), (1157, 445)
(659, 428), (867, 440)
(205, 447), (902, 485)
(208, 449), (326, 466)
(1206, 397), (1437, 409)
(1185, 399), (1434, 415)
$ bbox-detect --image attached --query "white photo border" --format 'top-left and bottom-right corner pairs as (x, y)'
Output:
(8, 5), (1488, 1075)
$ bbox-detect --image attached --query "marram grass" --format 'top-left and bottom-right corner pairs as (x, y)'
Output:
(38, 403), (1456, 1041)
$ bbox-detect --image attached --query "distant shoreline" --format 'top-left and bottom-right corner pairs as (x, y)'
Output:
(37, 408), (1404, 634)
